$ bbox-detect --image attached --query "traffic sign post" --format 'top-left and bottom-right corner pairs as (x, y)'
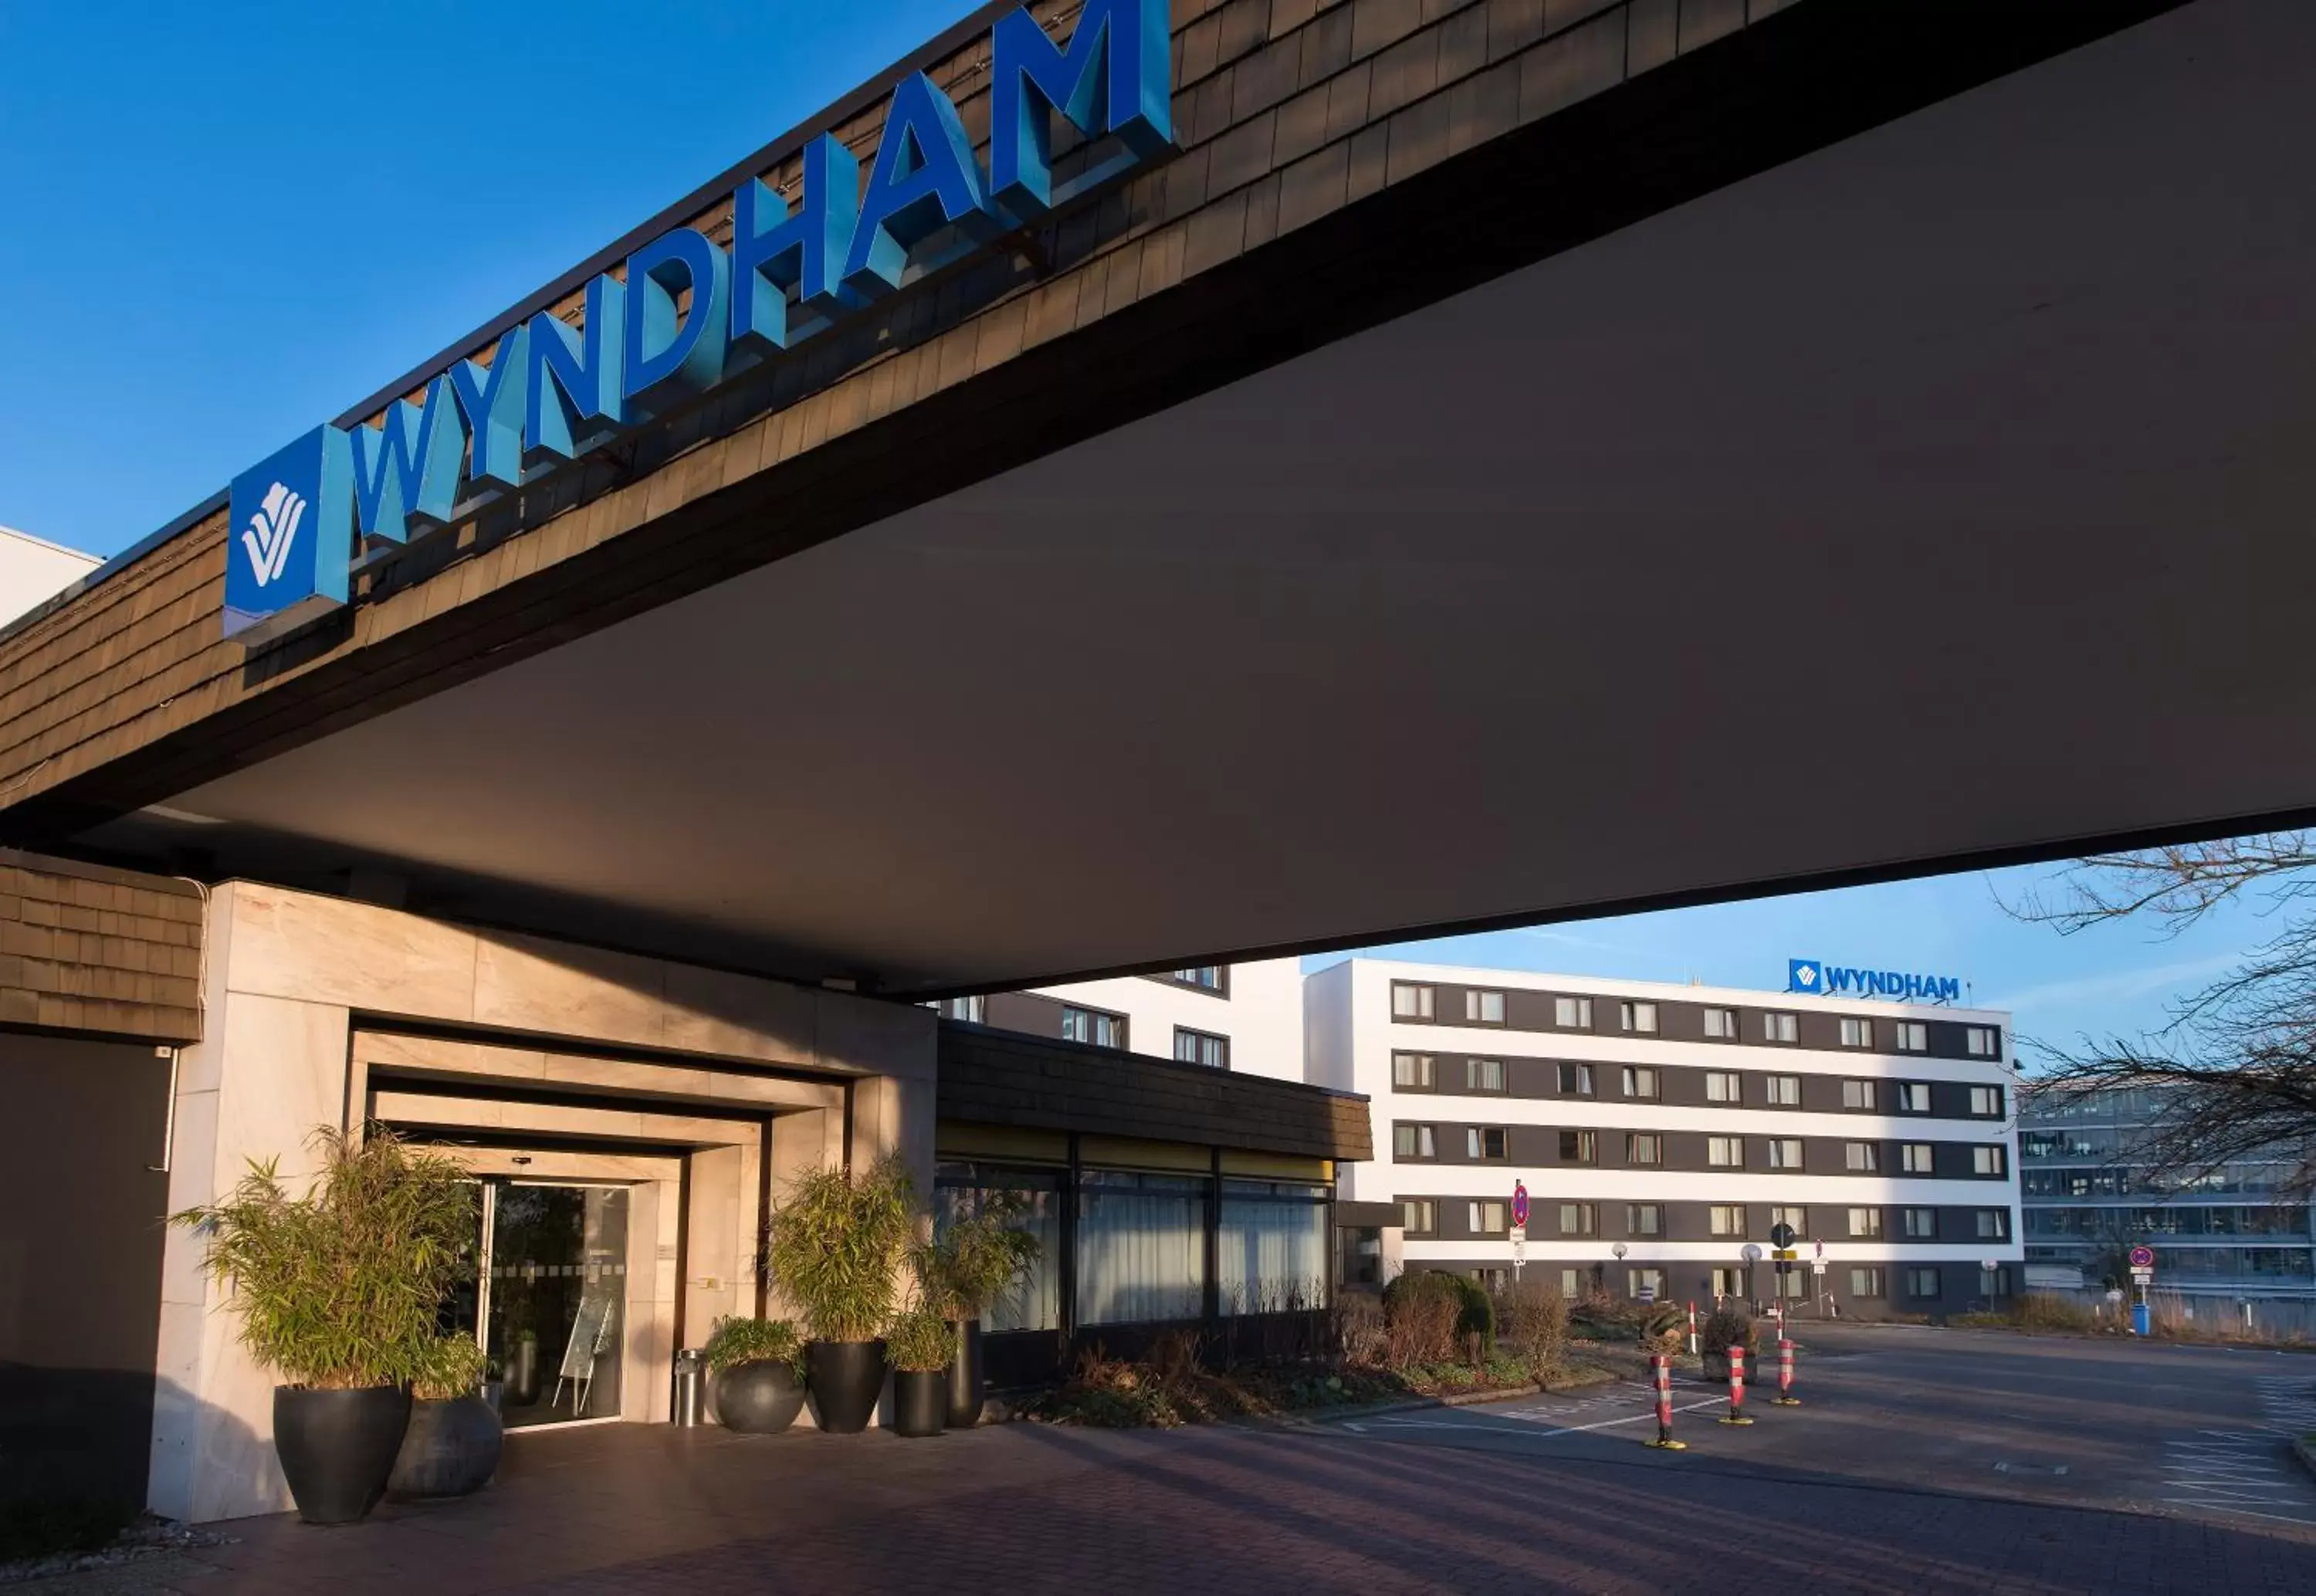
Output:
(2128, 1246), (2155, 1336)
(1511, 1182), (1529, 1284)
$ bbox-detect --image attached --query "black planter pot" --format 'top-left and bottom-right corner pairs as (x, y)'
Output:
(806, 1340), (886, 1434)
(946, 1319), (985, 1429)
(388, 1394), (503, 1500)
(273, 1385), (411, 1525)
(892, 1370), (946, 1438)
(714, 1360), (807, 1435)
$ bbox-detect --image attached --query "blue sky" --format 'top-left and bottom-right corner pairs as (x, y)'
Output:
(0, 2), (2269, 1055)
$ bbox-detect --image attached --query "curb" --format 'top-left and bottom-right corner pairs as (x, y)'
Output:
(1265, 1363), (1631, 1428)
(2293, 1435), (2316, 1483)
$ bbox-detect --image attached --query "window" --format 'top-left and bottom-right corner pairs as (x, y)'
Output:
(1765, 1074), (1801, 1106)
(1848, 1207), (1884, 1238)
(1710, 1205), (1748, 1238)
(1401, 1199), (1437, 1235)
(1708, 1135), (1744, 1168)
(1466, 1057), (1506, 1093)
(1218, 1178), (1329, 1317)
(1839, 1017), (1873, 1049)
(1764, 1012), (1798, 1043)
(1631, 1266), (1668, 1300)
(1559, 1268), (1585, 1296)
(1849, 1266), (1885, 1297)
(1906, 1266), (1942, 1300)
(1776, 1269), (1806, 1300)
(1894, 1022), (1928, 1053)
(1901, 1143), (1935, 1175)
(1966, 1026), (2000, 1058)
(1711, 1266), (1744, 1299)
(1902, 1207), (1938, 1239)
(1559, 1129), (1598, 1164)
(1076, 1170), (1205, 1325)
(1475, 1266), (1509, 1291)
(1972, 1145), (2008, 1178)
(1559, 1202), (1596, 1237)
(1622, 1065), (1660, 1101)
(1393, 1124), (1437, 1161)
(1969, 1085), (2003, 1118)
(1469, 1199), (1508, 1235)
(1841, 1079), (1878, 1111)
(1174, 1026), (1229, 1070)
(1465, 1126), (1508, 1161)
(1557, 1063), (1593, 1096)
(1980, 1263), (2012, 1299)
(1628, 1203), (1664, 1237)
(933, 995), (987, 1023)
(1620, 1000), (1659, 1034)
(1844, 1141), (1880, 1172)
(1703, 1006), (1737, 1039)
(1768, 1138), (1805, 1171)
(1705, 1070), (1742, 1104)
(1771, 1205), (1809, 1239)
(1464, 989), (1505, 1025)
(1976, 1209), (2010, 1240)
(1062, 1005), (1126, 1048)
(1554, 996), (1593, 1029)
(1626, 1133), (1663, 1165)
(1392, 1052), (1436, 1089)
(1392, 982), (1435, 1019)
(1170, 965), (1224, 992)
(1894, 1083), (1931, 1114)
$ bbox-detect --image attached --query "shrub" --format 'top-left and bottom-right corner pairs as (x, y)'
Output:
(702, 1316), (806, 1376)
(172, 1127), (476, 1389)
(916, 1189), (1042, 1320)
(886, 1307), (959, 1373)
(764, 1158), (916, 1344)
(2013, 1293), (2098, 1333)
(411, 1332), (489, 1401)
(1383, 1271), (1462, 1367)
(1447, 1273), (1495, 1358)
(1494, 1280), (1569, 1377)
(1700, 1306), (1758, 1357)
(1335, 1293), (1388, 1368)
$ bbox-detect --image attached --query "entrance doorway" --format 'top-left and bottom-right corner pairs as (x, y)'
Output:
(472, 1182), (632, 1429)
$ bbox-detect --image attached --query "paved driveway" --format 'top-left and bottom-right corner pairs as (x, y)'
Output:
(22, 1327), (2316, 1594)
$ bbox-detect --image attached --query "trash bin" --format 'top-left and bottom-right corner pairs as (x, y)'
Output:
(673, 1349), (706, 1428)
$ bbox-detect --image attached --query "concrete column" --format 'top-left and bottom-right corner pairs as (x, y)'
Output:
(150, 888), (355, 1523)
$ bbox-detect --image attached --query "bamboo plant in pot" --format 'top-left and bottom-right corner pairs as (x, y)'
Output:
(703, 1316), (808, 1435)
(763, 1159), (916, 1434)
(388, 1333), (502, 1500)
(914, 1192), (1041, 1429)
(174, 1128), (476, 1525)
(884, 1306), (957, 1438)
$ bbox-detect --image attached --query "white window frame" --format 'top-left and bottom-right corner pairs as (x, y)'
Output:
(1620, 1000), (1659, 1034)
(1392, 982), (1436, 1019)
(1901, 1142), (1935, 1175)
(1402, 1199), (1437, 1235)
(1470, 1199), (1507, 1234)
(1708, 1135), (1744, 1168)
(1844, 1141), (1879, 1172)
(1972, 1145), (2007, 1177)
(1466, 1057), (1506, 1094)
(1704, 1007), (1736, 1039)
(1393, 1124), (1437, 1161)
(1626, 1132), (1663, 1166)
(1622, 1065), (1659, 1101)
(1966, 1026), (2000, 1058)
(1848, 1207), (1884, 1238)
(1392, 1052), (1435, 1089)
(1766, 1074), (1801, 1107)
(1841, 1078), (1877, 1111)
(1466, 1126), (1508, 1161)
(1553, 996), (1593, 1029)
(1709, 1205), (1746, 1238)
(1464, 989), (1506, 1025)
(1764, 1012), (1798, 1043)
(1903, 1207), (1938, 1239)
(1628, 1202), (1664, 1236)
(1705, 1070), (1742, 1104)
(1768, 1138), (1805, 1172)
(1894, 1021), (1928, 1053)
(1839, 1016), (1873, 1049)
(1558, 1062), (1593, 1096)
(1969, 1084), (2003, 1118)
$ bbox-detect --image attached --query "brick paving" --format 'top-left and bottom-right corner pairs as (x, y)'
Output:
(72, 1412), (2316, 1596)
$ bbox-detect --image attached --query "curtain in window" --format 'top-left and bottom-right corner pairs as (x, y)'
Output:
(1078, 1172), (1205, 1326)
(934, 1163), (1063, 1333)
(1217, 1181), (1328, 1317)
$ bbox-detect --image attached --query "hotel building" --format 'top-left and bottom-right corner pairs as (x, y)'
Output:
(1304, 959), (2023, 1318)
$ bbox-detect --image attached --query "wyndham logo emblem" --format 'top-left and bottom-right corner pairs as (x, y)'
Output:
(1788, 959), (1823, 993)
(240, 482), (306, 589)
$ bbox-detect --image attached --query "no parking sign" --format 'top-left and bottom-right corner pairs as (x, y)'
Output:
(1512, 1180), (1529, 1229)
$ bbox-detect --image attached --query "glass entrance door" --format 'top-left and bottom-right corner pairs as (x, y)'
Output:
(478, 1182), (631, 1429)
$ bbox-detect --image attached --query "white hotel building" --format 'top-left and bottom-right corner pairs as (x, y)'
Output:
(1302, 959), (2023, 1318)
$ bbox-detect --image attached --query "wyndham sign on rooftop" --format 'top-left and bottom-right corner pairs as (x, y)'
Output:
(1787, 957), (1963, 1005)
(224, 0), (1172, 645)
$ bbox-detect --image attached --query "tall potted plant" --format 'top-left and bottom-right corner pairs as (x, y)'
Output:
(915, 1192), (1041, 1429)
(764, 1159), (915, 1434)
(884, 1306), (956, 1439)
(174, 1128), (475, 1524)
(703, 1317), (808, 1435)
(388, 1334), (501, 1500)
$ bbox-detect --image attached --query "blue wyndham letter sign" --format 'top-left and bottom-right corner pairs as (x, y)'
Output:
(219, 0), (1175, 644)
(225, 428), (354, 644)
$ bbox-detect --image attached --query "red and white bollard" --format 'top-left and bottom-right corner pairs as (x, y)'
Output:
(1719, 1346), (1754, 1425)
(1687, 1302), (1698, 1357)
(1773, 1336), (1800, 1405)
(1644, 1353), (1686, 1450)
